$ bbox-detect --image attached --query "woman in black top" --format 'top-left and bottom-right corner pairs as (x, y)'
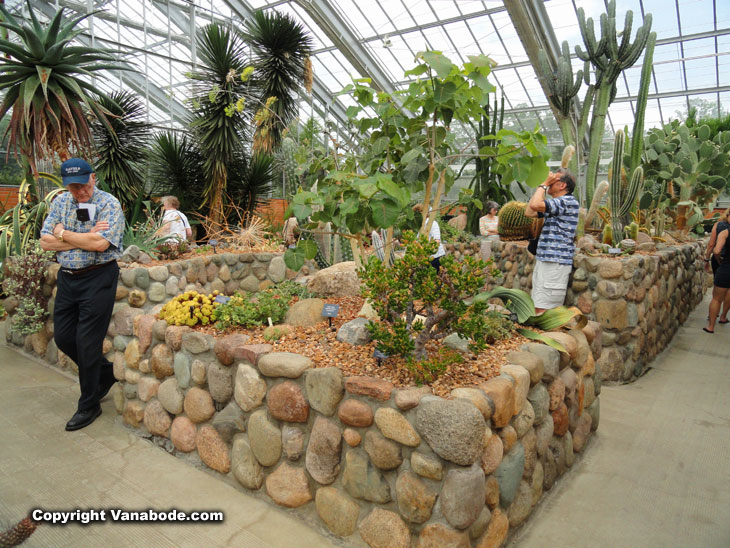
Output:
(704, 224), (730, 333)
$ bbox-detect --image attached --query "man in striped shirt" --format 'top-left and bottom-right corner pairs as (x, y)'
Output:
(525, 169), (579, 313)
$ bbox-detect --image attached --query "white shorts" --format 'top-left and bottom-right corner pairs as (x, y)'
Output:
(532, 260), (572, 309)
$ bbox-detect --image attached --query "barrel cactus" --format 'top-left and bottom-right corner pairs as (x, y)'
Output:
(497, 201), (535, 241)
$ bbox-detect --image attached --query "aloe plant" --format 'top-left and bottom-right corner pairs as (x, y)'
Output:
(0, 172), (64, 274)
(0, 0), (129, 183)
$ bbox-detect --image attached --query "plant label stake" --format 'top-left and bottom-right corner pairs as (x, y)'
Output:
(209, 239), (218, 253)
(214, 295), (231, 304)
(322, 303), (340, 328)
(373, 349), (388, 367)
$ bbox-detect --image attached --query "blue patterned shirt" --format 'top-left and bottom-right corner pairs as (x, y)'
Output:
(536, 194), (579, 265)
(41, 189), (125, 269)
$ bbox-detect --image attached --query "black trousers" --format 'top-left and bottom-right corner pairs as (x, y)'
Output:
(54, 261), (119, 412)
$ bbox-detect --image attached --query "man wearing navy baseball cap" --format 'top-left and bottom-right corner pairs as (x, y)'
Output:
(40, 158), (125, 431)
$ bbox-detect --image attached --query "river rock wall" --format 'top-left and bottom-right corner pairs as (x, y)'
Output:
(4, 253), (603, 548)
(486, 240), (708, 381)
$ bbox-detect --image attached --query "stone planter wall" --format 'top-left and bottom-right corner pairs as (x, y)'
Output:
(486, 240), (708, 382)
(4, 252), (603, 548)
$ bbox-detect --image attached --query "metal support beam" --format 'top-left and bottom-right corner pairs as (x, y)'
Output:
(45, 0), (191, 46)
(293, 0), (396, 96)
(502, 84), (730, 115)
(503, 0), (586, 148)
(150, 0), (191, 36)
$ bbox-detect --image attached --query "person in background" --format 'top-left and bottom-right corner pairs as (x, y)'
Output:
(479, 201), (500, 236)
(525, 169), (579, 314)
(704, 211), (730, 333)
(704, 208), (730, 325)
(39, 158), (125, 431)
(414, 204), (446, 270)
(159, 196), (192, 242)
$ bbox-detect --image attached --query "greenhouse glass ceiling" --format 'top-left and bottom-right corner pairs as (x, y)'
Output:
(10, 0), (730, 146)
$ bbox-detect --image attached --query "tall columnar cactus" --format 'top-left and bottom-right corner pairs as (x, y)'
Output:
(280, 136), (298, 197)
(576, 0), (653, 205)
(630, 31), (656, 174)
(609, 130), (643, 245)
(497, 201), (534, 241)
(538, 43), (583, 171)
(585, 180), (609, 227)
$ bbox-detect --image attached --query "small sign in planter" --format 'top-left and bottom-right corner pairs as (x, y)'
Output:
(373, 349), (389, 366)
(214, 295), (231, 304)
(322, 303), (340, 328)
(608, 247), (622, 256)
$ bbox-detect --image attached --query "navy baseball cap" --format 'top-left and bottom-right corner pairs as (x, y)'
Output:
(60, 158), (94, 185)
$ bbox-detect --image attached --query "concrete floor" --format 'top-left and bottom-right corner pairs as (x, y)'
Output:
(1, 291), (728, 548)
(0, 333), (338, 548)
(510, 292), (730, 548)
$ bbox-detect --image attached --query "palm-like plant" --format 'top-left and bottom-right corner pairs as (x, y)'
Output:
(189, 23), (250, 225)
(242, 10), (313, 154)
(0, 1), (129, 178)
(91, 91), (151, 213)
(148, 130), (205, 214)
(230, 152), (273, 215)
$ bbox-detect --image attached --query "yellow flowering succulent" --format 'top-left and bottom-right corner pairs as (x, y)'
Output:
(159, 290), (221, 326)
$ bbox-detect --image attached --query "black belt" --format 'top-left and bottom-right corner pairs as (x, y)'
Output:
(60, 261), (116, 275)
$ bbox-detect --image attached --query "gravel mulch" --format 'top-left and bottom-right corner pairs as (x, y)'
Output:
(199, 296), (527, 398)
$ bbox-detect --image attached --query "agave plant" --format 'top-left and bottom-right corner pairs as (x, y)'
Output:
(0, 172), (64, 273)
(0, 0), (130, 179)
(242, 10), (313, 154)
(189, 23), (251, 225)
(91, 91), (151, 213)
(474, 287), (584, 352)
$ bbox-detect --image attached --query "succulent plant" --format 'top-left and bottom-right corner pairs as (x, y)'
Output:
(609, 130), (643, 245)
(642, 120), (730, 232)
(576, 0), (653, 205)
(497, 201), (535, 241)
(0, 1), (130, 168)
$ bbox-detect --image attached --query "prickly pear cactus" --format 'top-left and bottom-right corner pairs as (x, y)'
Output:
(497, 201), (535, 241)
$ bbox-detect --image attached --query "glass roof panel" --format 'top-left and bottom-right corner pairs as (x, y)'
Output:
(3, 0), (728, 145)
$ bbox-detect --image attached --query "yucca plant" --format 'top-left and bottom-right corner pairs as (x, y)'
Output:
(189, 23), (251, 225)
(0, 0), (130, 189)
(148, 130), (205, 215)
(91, 91), (151, 214)
(242, 10), (313, 154)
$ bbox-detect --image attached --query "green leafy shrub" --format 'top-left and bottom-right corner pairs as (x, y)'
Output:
(3, 242), (54, 334)
(360, 232), (506, 361)
(213, 284), (301, 329)
(159, 291), (219, 326)
(407, 348), (463, 385)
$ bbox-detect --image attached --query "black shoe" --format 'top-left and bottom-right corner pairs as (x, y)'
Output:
(97, 378), (117, 402)
(65, 407), (102, 431)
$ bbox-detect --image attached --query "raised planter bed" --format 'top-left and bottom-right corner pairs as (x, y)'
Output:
(5, 252), (603, 548)
(484, 239), (709, 382)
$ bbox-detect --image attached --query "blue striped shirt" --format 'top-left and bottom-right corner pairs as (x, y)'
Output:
(536, 194), (579, 265)
(41, 189), (125, 269)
